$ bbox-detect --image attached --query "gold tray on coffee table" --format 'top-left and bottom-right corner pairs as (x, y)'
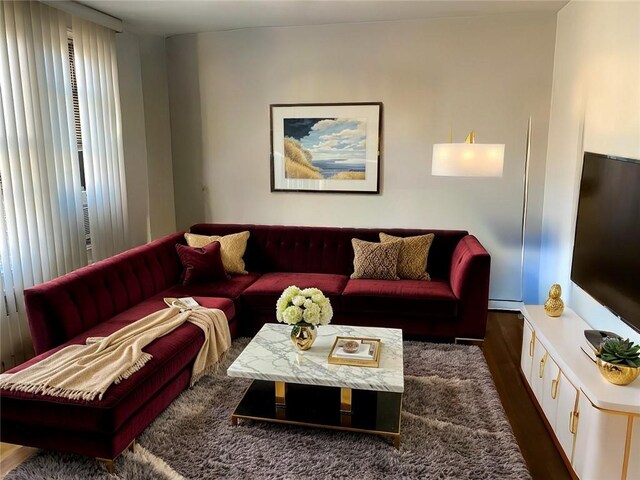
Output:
(328, 336), (382, 367)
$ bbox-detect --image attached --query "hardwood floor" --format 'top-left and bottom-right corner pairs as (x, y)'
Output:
(1, 311), (571, 479)
(0, 443), (36, 478)
(484, 310), (571, 480)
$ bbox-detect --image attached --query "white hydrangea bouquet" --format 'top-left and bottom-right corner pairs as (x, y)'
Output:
(276, 285), (333, 327)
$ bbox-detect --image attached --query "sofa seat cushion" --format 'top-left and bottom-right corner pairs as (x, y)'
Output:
(162, 272), (261, 299)
(242, 272), (348, 312)
(341, 279), (458, 317)
(1, 295), (236, 435)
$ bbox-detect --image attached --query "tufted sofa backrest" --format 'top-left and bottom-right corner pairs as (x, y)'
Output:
(189, 224), (468, 280)
(24, 232), (185, 354)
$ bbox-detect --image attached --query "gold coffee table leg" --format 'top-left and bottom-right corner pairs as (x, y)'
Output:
(340, 387), (353, 426)
(340, 387), (352, 414)
(275, 382), (288, 419)
(275, 381), (286, 407)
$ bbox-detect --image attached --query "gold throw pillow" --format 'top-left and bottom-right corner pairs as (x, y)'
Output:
(379, 232), (434, 280)
(350, 238), (401, 280)
(184, 231), (250, 274)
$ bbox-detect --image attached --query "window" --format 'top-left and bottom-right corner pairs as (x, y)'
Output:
(2, 4), (128, 368)
(67, 33), (93, 264)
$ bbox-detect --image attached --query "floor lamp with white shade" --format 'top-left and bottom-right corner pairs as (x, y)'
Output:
(432, 121), (532, 306)
(432, 131), (505, 177)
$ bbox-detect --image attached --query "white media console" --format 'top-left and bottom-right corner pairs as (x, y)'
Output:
(520, 305), (640, 480)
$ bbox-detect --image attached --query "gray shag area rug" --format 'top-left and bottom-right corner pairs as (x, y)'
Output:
(5, 339), (531, 480)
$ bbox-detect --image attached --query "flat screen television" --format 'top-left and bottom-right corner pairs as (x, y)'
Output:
(571, 152), (640, 333)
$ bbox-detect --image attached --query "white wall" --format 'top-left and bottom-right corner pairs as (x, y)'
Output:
(166, 13), (557, 302)
(539, 1), (640, 341)
(166, 35), (206, 230)
(117, 32), (151, 247)
(138, 34), (177, 239)
(116, 32), (176, 246)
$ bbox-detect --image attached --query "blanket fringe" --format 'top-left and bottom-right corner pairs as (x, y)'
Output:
(0, 353), (154, 402)
(114, 353), (153, 384)
(0, 381), (101, 402)
(189, 350), (227, 386)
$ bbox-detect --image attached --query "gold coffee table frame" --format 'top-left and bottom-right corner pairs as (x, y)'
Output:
(231, 380), (402, 448)
(228, 324), (404, 448)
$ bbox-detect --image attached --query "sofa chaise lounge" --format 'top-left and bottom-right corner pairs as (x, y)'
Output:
(0, 223), (490, 463)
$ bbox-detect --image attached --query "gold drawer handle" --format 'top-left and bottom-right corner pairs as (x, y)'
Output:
(569, 411), (579, 435)
(539, 352), (548, 378)
(551, 371), (561, 399)
(529, 332), (535, 357)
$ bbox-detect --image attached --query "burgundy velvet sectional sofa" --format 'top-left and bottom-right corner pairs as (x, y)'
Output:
(0, 223), (490, 463)
(189, 223), (491, 340)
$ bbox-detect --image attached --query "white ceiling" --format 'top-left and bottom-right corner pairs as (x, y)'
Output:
(77, 0), (568, 37)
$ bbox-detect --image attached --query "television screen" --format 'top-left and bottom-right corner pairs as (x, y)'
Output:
(571, 152), (640, 333)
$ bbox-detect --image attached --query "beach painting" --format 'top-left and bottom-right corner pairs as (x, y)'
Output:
(271, 103), (381, 193)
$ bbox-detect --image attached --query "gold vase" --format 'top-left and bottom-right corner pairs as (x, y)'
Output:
(597, 358), (640, 386)
(544, 283), (564, 317)
(290, 325), (317, 351)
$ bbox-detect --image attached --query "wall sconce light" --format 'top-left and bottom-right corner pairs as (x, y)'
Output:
(432, 131), (505, 177)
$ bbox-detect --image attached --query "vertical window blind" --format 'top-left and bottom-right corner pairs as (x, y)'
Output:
(0, 1), (87, 368)
(72, 16), (128, 262)
(0, 1), (128, 369)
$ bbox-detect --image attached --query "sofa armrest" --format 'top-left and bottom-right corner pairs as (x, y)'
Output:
(449, 235), (491, 339)
(24, 287), (66, 355)
(23, 232), (186, 354)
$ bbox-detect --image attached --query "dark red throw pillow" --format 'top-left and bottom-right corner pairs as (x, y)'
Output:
(176, 242), (228, 285)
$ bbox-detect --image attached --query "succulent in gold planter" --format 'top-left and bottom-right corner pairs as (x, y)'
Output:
(595, 338), (640, 386)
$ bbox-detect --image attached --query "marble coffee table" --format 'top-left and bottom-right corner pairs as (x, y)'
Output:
(227, 324), (404, 447)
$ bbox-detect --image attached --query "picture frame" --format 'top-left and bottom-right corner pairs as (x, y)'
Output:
(270, 103), (382, 193)
(327, 336), (382, 368)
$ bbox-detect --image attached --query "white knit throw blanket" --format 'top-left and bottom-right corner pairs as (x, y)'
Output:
(0, 303), (231, 401)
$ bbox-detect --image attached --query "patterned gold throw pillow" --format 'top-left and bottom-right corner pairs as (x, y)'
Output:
(350, 238), (401, 280)
(184, 231), (250, 274)
(379, 232), (434, 280)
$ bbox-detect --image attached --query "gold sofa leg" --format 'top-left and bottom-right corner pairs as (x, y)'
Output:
(96, 438), (136, 474)
(97, 458), (114, 474)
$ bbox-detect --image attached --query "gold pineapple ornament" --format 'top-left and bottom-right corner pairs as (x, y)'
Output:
(544, 284), (564, 317)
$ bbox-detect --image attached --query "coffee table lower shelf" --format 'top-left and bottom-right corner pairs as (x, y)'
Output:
(231, 380), (402, 447)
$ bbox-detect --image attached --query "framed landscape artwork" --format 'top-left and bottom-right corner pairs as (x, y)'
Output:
(270, 103), (382, 193)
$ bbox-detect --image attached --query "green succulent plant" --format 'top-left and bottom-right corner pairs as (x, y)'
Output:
(597, 338), (640, 368)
